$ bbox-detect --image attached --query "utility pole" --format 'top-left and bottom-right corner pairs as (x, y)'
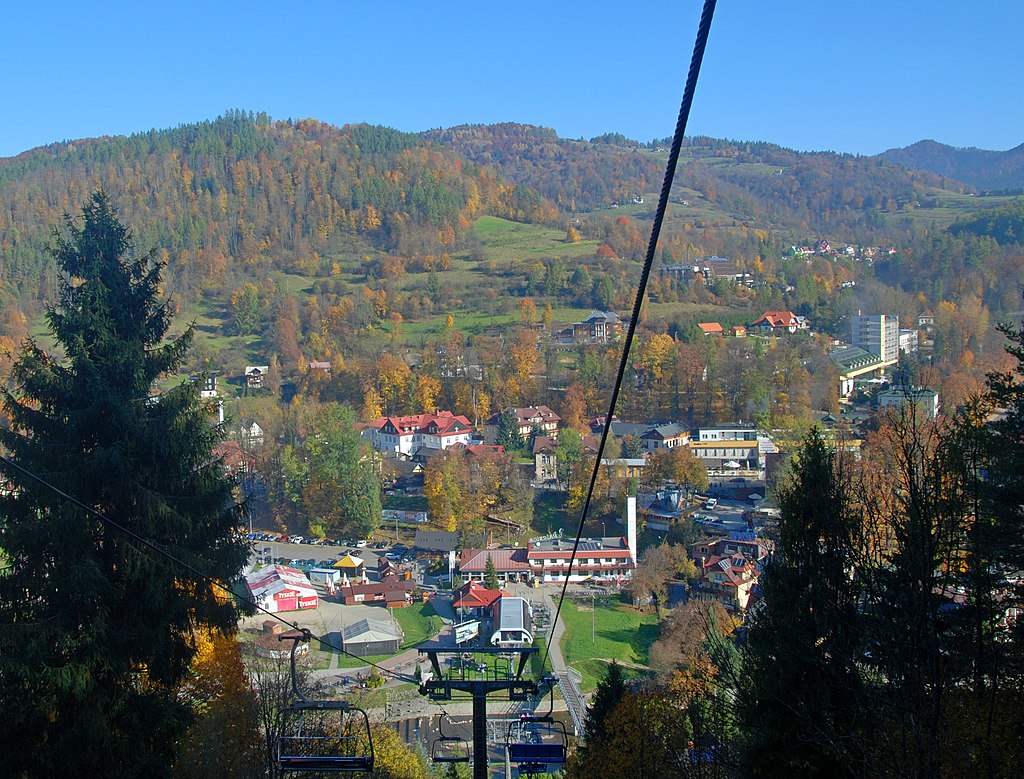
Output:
(592, 593), (596, 643)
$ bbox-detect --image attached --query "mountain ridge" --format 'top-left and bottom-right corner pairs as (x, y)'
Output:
(876, 139), (1024, 191)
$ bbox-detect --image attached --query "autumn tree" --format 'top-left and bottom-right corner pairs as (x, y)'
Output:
(626, 542), (696, 611)
(561, 382), (589, 432)
(0, 193), (250, 775)
(171, 631), (262, 779)
(646, 446), (709, 496)
(423, 448), (469, 532)
(279, 402), (382, 537)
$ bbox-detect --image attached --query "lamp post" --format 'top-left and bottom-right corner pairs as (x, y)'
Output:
(592, 593), (596, 643)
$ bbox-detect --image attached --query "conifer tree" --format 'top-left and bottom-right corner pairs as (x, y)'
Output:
(495, 408), (524, 451)
(738, 429), (869, 778)
(567, 660), (627, 778)
(0, 192), (250, 777)
(484, 553), (500, 591)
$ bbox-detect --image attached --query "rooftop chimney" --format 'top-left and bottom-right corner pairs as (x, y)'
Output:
(626, 495), (638, 568)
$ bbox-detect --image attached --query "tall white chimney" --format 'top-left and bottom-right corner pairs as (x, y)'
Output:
(626, 495), (638, 568)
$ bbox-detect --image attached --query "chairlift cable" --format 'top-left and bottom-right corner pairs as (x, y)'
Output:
(0, 452), (418, 684)
(538, 0), (719, 674)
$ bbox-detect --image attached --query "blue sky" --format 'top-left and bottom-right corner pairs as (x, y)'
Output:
(3, 1), (1020, 159)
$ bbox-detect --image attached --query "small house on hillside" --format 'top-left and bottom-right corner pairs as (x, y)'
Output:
(244, 365), (270, 389)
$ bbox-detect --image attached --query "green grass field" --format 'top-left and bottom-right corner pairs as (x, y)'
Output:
(559, 594), (660, 691)
(472, 216), (600, 263)
(390, 600), (441, 649)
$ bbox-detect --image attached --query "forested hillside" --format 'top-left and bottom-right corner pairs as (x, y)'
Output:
(0, 111), (559, 314)
(3, 112), (1024, 432)
(427, 125), (962, 241)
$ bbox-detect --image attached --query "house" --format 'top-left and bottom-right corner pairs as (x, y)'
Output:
(599, 458), (646, 481)
(237, 418), (266, 448)
(731, 325), (747, 338)
(640, 488), (687, 531)
(750, 311), (803, 334)
(695, 256), (751, 285)
(363, 411), (474, 458)
(898, 329), (920, 354)
(483, 406), (560, 444)
(244, 565), (318, 613)
(335, 575), (416, 607)
(527, 536), (635, 583)
(688, 532), (772, 611)
(413, 530), (459, 559)
(308, 360), (332, 375)
(254, 624), (310, 659)
(877, 386), (940, 419)
(570, 311), (625, 344)
(244, 365), (269, 389)
(192, 372), (219, 399)
(213, 440), (257, 478)
(698, 322), (724, 336)
(453, 580), (507, 615)
(532, 435), (559, 483)
(641, 423), (690, 451)
(689, 425), (762, 471)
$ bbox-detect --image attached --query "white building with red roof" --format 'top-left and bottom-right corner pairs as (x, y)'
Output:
(750, 310), (809, 334)
(363, 410), (474, 458)
(244, 565), (319, 614)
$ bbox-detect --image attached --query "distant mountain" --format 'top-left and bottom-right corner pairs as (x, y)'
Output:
(876, 140), (1024, 192)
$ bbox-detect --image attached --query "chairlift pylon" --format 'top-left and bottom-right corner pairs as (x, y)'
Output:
(276, 630), (375, 774)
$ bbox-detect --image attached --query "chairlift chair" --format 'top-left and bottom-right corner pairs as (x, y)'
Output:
(430, 715), (471, 764)
(505, 677), (568, 775)
(277, 631), (375, 774)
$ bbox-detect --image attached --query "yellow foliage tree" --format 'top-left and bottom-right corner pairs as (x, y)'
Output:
(414, 374), (441, 412)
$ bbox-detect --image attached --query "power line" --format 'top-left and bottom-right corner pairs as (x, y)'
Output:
(539, 0), (719, 675)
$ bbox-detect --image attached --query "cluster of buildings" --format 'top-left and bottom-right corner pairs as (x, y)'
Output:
(438, 494), (640, 587)
(830, 313), (930, 405)
(787, 240), (897, 264)
(660, 257), (753, 287)
(696, 309), (812, 339)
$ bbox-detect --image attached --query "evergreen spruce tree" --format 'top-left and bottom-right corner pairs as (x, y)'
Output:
(495, 408), (524, 451)
(738, 429), (869, 778)
(484, 553), (500, 591)
(0, 193), (250, 777)
(567, 660), (627, 778)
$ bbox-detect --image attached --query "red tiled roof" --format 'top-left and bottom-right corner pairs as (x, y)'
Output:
(375, 411), (473, 437)
(453, 581), (508, 608)
(459, 548), (530, 572)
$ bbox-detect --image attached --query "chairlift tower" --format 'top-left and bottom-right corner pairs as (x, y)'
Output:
(419, 645), (539, 779)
